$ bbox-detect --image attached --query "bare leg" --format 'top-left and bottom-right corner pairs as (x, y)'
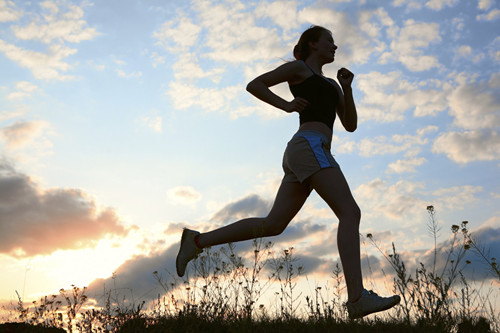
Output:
(309, 167), (363, 303)
(197, 181), (311, 248)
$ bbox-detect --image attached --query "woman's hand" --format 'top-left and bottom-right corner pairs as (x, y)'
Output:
(337, 67), (354, 88)
(286, 97), (309, 113)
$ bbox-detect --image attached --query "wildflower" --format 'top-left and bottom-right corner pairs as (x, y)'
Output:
(466, 260), (471, 264)
(427, 205), (434, 212)
(451, 225), (460, 233)
(366, 233), (373, 239)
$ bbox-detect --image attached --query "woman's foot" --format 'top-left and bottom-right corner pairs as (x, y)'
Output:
(175, 229), (202, 277)
(346, 289), (400, 319)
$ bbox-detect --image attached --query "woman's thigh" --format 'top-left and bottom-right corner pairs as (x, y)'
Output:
(265, 180), (312, 233)
(309, 167), (360, 221)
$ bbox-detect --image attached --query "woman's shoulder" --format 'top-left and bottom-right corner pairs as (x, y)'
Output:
(282, 60), (314, 85)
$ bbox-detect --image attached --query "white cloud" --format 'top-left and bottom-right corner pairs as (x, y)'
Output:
(0, 120), (51, 149)
(392, 0), (424, 11)
(477, 8), (500, 21)
(0, 0), (22, 22)
(116, 69), (143, 79)
(167, 81), (242, 113)
(171, 53), (224, 82)
(357, 127), (436, 157)
(139, 114), (162, 133)
(387, 157), (427, 174)
(431, 185), (482, 210)
(167, 186), (202, 205)
(6, 81), (39, 100)
(11, 1), (99, 44)
(197, 0), (285, 63)
(356, 71), (448, 122)
(488, 37), (500, 62)
(0, 39), (76, 80)
(0, 160), (131, 257)
(359, 7), (394, 39)
(298, 6), (377, 64)
(254, 0), (299, 34)
(454, 45), (485, 64)
(354, 178), (427, 222)
(153, 16), (201, 53)
(447, 75), (500, 130)
(380, 19), (441, 71)
(425, 0), (459, 10)
(432, 130), (500, 164)
(478, 0), (494, 10)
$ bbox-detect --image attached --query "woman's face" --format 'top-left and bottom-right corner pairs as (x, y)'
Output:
(311, 31), (338, 63)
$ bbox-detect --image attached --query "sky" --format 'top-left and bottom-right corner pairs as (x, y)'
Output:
(1, 0), (499, 316)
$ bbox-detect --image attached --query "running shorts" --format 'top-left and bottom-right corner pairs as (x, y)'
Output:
(282, 130), (340, 184)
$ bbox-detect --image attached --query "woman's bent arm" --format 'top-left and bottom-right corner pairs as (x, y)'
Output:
(340, 86), (357, 132)
(246, 61), (310, 113)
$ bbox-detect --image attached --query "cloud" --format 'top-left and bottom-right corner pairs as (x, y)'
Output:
(166, 186), (202, 205)
(392, 0), (424, 11)
(339, 125), (438, 158)
(6, 81), (39, 100)
(478, 0), (494, 10)
(387, 157), (427, 174)
(488, 37), (500, 62)
(380, 19), (441, 71)
(0, 0), (22, 22)
(0, 40), (76, 80)
(447, 75), (500, 130)
(432, 130), (500, 164)
(116, 69), (143, 79)
(0, 160), (132, 257)
(153, 15), (202, 53)
(354, 178), (427, 223)
(11, 0), (99, 44)
(356, 71), (448, 122)
(254, 0), (299, 34)
(166, 81), (243, 113)
(210, 194), (272, 224)
(298, 6), (378, 65)
(0, 120), (50, 149)
(171, 53), (225, 83)
(87, 243), (179, 307)
(139, 113), (162, 133)
(425, 0), (459, 10)
(477, 8), (500, 21)
(194, 0), (284, 63)
(454, 45), (485, 64)
(0, 1), (99, 81)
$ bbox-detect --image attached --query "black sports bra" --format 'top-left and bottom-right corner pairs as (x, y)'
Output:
(289, 65), (339, 130)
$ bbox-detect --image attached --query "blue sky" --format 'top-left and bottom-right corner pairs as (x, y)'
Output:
(1, 0), (499, 312)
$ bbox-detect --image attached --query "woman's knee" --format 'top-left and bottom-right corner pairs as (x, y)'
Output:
(338, 203), (361, 226)
(262, 217), (287, 236)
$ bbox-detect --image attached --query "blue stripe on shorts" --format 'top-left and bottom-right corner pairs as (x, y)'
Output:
(294, 131), (333, 169)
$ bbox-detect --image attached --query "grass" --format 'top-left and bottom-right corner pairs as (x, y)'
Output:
(1, 206), (498, 332)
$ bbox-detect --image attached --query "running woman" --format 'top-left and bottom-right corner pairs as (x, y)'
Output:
(175, 25), (400, 319)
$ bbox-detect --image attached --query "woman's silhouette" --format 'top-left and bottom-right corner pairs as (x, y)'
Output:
(176, 25), (400, 319)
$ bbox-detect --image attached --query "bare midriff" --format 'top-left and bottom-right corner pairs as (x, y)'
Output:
(297, 121), (332, 144)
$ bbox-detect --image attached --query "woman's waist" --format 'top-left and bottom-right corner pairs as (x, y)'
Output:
(296, 122), (332, 143)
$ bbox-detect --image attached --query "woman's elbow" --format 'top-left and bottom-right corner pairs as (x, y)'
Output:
(345, 123), (357, 132)
(246, 80), (258, 93)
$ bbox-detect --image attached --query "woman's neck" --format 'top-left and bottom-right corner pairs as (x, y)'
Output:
(305, 57), (325, 76)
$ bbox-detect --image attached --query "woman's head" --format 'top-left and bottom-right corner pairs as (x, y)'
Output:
(293, 26), (332, 61)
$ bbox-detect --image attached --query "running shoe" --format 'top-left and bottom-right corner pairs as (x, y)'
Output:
(176, 228), (202, 277)
(346, 289), (401, 319)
